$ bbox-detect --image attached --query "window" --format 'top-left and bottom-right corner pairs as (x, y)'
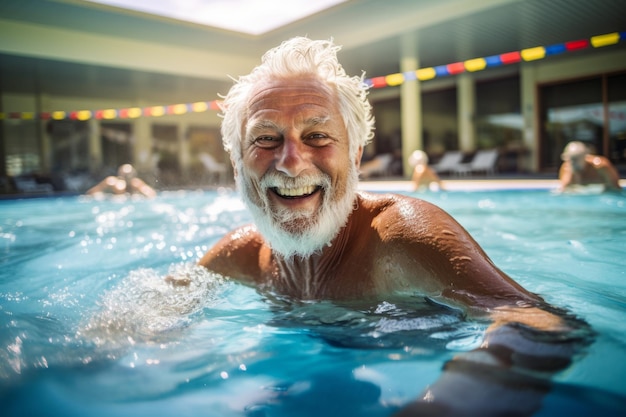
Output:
(608, 73), (626, 169)
(475, 76), (522, 150)
(422, 88), (457, 156)
(540, 77), (604, 171)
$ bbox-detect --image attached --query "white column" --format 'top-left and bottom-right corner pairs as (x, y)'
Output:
(520, 64), (538, 172)
(400, 32), (421, 177)
(38, 94), (52, 173)
(457, 73), (475, 152)
(178, 122), (190, 182)
(132, 116), (152, 173)
(87, 118), (102, 173)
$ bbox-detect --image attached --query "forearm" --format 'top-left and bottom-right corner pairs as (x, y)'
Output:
(394, 310), (592, 416)
(394, 352), (550, 417)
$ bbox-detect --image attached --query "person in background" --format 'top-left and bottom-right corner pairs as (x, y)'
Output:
(169, 37), (590, 416)
(86, 163), (157, 198)
(408, 149), (444, 191)
(558, 141), (621, 192)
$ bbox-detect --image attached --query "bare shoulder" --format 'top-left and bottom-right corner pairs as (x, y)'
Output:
(198, 224), (265, 282)
(357, 191), (536, 310)
(357, 191), (463, 240)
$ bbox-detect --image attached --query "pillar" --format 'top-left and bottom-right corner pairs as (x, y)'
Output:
(400, 33), (422, 177)
(457, 73), (476, 152)
(132, 116), (152, 173)
(520, 64), (538, 172)
(178, 122), (190, 182)
(87, 118), (102, 173)
(36, 94), (52, 174)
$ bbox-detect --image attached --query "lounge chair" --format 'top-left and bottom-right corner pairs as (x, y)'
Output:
(431, 151), (464, 175)
(13, 175), (54, 193)
(359, 153), (394, 178)
(199, 153), (228, 184)
(454, 149), (499, 176)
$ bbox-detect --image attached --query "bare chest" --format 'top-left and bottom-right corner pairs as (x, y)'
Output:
(259, 246), (419, 300)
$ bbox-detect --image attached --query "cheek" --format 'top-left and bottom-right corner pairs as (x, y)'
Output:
(242, 150), (269, 177)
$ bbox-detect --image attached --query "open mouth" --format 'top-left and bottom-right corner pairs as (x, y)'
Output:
(272, 185), (320, 199)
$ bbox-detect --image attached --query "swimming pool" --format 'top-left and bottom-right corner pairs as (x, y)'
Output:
(1, 188), (625, 416)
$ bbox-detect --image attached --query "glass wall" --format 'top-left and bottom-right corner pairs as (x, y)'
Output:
(4, 119), (40, 176)
(540, 77), (605, 171)
(152, 124), (180, 186)
(475, 77), (522, 149)
(421, 88), (457, 157)
(608, 73), (626, 170)
(475, 76), (523, 173)
(100, 122), (132, 174)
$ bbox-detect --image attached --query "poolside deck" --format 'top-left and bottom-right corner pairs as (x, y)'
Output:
(359, 178), (561, 192)
(359, 177), (626, 193)
(2, 176), (624, 199)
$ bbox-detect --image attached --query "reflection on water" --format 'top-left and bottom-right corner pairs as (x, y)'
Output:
(0, 190), (626, 416)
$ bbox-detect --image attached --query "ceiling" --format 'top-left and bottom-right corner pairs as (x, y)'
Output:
(82, 0), (349, 35)
(1, 0), (625, 105)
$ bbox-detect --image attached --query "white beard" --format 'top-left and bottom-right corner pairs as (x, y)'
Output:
(235, 161), (358, 258)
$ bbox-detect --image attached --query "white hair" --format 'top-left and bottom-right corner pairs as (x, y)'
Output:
(219, 37), (375, 162)
(408, 150), (429, 167)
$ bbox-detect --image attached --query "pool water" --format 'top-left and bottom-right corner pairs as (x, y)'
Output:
(1, 189), (625, 416)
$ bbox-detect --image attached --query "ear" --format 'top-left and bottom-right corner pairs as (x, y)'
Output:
(354, 146), (363, 169)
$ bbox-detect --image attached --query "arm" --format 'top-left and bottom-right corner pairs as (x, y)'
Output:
(395, 311), (592, 417)
(165, 224), (263, 287)
(197, 224), (264, 285)
(129, 178), (157, 198)
(86, 176), (118, 195)
(557, 162), (574, 191)
(594, 157), (621, 191)
(392, 199), (593, 416)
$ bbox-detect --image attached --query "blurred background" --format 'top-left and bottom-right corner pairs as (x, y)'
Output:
(1, 0), (625, 194)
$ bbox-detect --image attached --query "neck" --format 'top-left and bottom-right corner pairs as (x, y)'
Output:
(272, 212), (354, 299)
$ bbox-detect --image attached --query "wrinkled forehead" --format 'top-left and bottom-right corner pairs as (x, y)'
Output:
(246, 76), (337, 113)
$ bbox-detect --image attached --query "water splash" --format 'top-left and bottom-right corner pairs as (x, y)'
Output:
(80, 263), (227, 348)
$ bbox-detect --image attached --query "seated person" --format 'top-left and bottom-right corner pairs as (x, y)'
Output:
(408, 150), (444, 191)
(86, 164), (156, 198)
(558, 141), (621, 192)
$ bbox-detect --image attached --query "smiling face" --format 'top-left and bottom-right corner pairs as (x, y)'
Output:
(234, 75), (362, 257)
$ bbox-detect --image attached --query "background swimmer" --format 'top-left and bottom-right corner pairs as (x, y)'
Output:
(87, 164), (157, 198)
(558, 141), (621, 193)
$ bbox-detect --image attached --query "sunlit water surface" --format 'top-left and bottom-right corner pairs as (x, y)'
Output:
(1, 188), (625, 416)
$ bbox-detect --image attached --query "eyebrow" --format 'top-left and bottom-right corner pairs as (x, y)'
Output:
(247, 115), (331, 133)
(306, 115), (331, 126)
(248, 120), (280, 132)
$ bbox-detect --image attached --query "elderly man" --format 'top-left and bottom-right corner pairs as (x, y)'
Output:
(191, 37), (588, 416)
(408, 149), (444, 191)
(86, 163), (157, 198)
(558, 141), (621, 192)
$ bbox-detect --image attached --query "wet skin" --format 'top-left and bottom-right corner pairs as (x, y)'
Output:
(199, 75), (566, 330)
(192, 74), (589, 416)
(559, 154), (621, 192)
(237, 75), (357, 233)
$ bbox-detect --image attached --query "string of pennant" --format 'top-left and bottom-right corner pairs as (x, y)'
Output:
(1, 31), (623, 121)
(364, 31), (625, 88)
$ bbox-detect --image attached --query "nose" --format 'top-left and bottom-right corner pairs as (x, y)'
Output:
(275, 136), (309, 177)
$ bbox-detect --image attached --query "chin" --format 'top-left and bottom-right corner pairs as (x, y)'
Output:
(236, 164), (359, 259)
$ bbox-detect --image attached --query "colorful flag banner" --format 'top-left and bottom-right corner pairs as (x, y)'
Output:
(0, 32), (623, 120)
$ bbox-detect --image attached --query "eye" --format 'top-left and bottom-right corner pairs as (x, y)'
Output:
(253, 135), (282, 149)
(304, 132), (333, 147)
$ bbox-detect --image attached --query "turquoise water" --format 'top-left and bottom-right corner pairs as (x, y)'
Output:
(1, 189), (625, 416)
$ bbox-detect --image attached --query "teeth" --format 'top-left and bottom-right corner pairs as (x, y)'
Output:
(276, 185), (317, 197)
